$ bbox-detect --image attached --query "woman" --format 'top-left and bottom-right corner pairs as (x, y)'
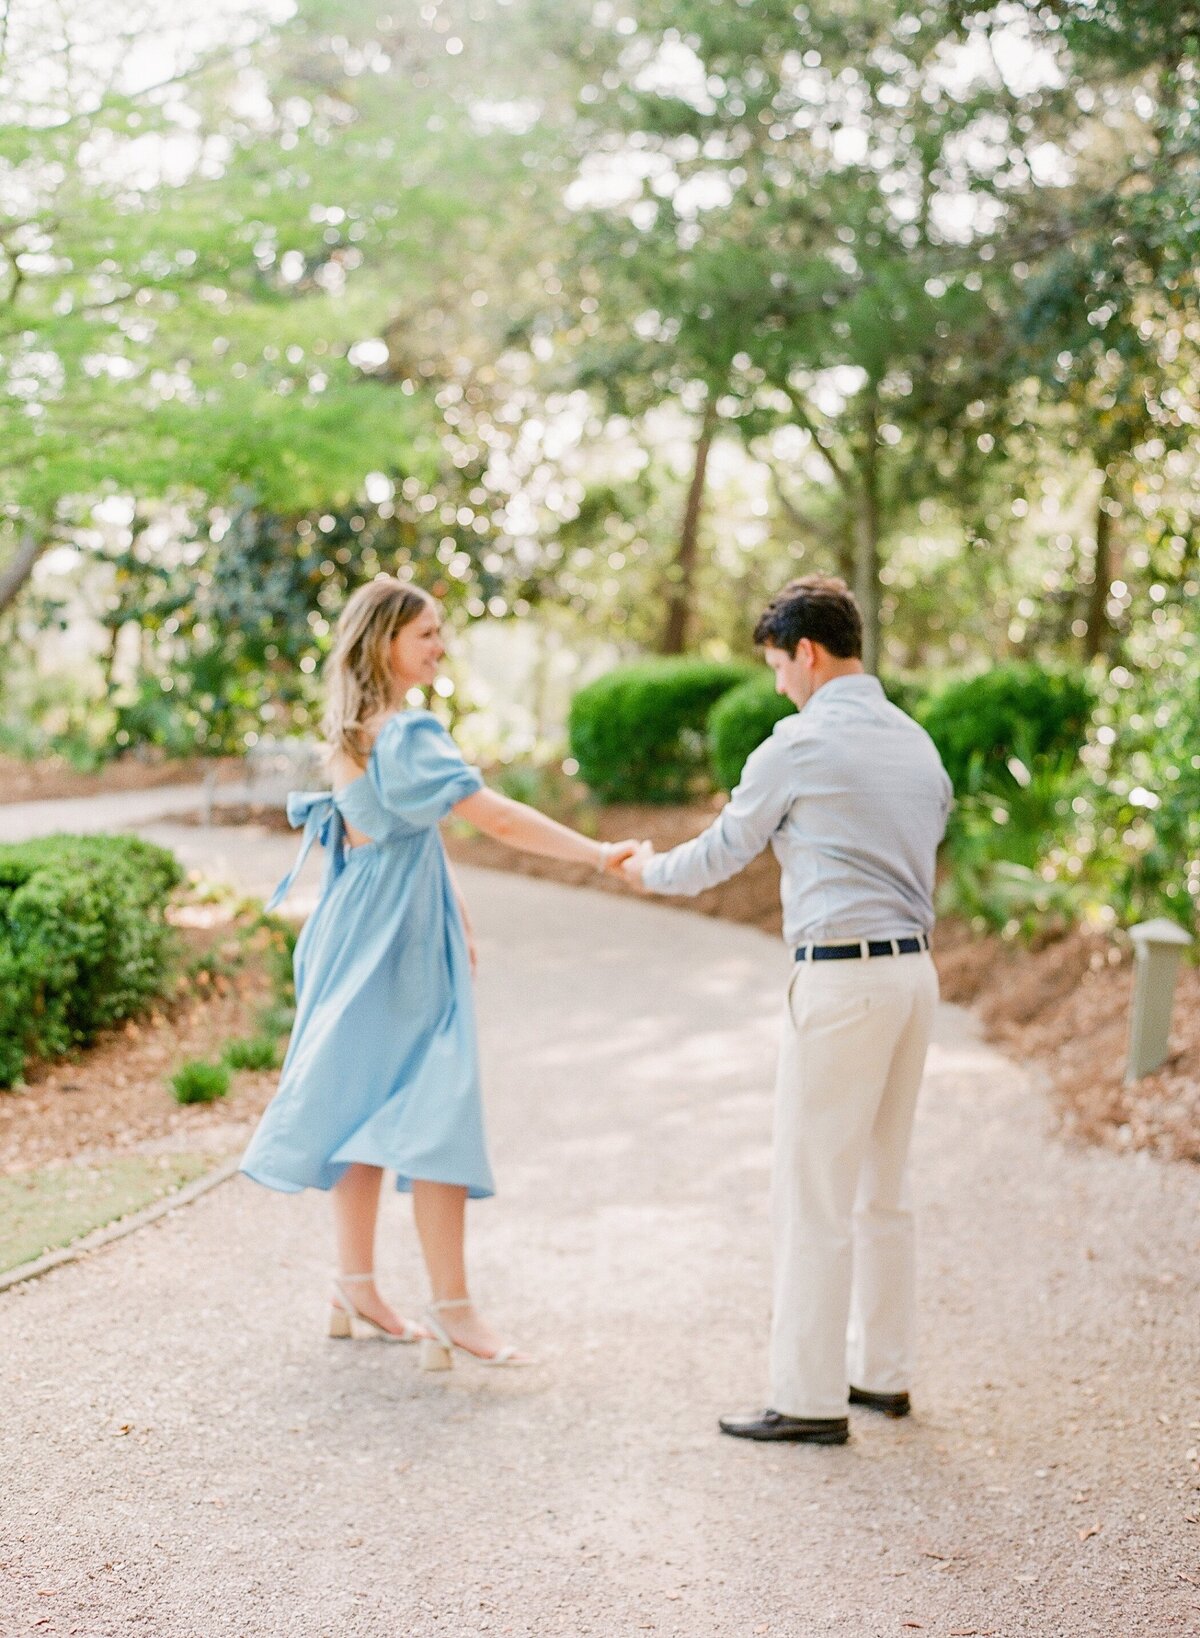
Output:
(241, 577), (636, 1368)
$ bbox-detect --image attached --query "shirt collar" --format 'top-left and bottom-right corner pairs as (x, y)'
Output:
(805, 674), (885, 711)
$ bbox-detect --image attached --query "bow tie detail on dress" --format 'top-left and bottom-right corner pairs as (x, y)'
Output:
(265, 792), (348, 911)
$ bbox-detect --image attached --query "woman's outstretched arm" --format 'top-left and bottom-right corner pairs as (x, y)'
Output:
(452, 788), (638, 874)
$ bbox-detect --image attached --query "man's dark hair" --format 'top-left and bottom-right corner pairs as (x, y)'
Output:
(752, 575), (863, 659)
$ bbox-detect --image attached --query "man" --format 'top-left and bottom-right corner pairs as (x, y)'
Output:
(622, 575), (952, 1445)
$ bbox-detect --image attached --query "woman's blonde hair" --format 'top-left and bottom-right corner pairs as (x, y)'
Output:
(323, 577), (433, 766)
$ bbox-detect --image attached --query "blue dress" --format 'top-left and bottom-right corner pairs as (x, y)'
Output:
(240, 710), (494, 1199)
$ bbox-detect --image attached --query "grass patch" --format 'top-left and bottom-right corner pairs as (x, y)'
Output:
(222, 1035), (280, 1072)
(0, 1153), (216, 1273)
(170, 1059), (231, 1104)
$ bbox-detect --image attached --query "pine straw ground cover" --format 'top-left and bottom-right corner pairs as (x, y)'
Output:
(936, 923), (1200, 1165)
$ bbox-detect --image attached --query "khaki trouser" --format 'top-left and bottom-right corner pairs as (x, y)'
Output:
(770, 949), (939, 1420)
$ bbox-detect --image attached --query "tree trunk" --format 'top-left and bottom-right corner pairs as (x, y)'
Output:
(1084, 469), (1116, 661)
(659, 394), (718, 655)
(0, 526), (45, 615)
(853, 395), (881, 674)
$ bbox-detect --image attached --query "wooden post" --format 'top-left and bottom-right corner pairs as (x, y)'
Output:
(1125, 918), (1192, 1082)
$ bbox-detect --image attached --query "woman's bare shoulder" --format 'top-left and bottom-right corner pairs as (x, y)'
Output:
(329, 747), (366, 790)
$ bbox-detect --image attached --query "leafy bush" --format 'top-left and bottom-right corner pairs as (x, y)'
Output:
(170, 1059), (232, 1105)
(0, 835), (183, 1088)
(918, 663), (1094, 795)
(568, 658), (755, 804)
(222, 1036), (280, 1072)
(708, 676), (797, 791)
(1065, 617), (1200, 932)
(936, 754), (1089, 935)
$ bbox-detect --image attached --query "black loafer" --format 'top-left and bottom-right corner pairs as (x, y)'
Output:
(848, 1385), (911, 1418)
(718, 1409), (849, 1444)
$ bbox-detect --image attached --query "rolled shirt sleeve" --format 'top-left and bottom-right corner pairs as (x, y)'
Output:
(642, 736), (793, 897)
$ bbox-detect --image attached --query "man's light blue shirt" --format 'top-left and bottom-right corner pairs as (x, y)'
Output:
(641, 675), (953, 950)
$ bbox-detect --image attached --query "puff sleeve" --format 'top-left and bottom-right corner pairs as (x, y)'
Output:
(368, 711), (484, 827)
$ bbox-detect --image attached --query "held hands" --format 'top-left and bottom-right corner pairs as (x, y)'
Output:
(618, 840), (656, 890)
(597, 839), (645, 880)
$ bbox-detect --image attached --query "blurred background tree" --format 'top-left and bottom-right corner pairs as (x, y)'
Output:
(1, 0), (1199, 925)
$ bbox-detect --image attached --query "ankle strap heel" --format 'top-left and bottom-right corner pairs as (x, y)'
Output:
(330, 1273), (424, 1344)
(418, 1298), (534, 1369)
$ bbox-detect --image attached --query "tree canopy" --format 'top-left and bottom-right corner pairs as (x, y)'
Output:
(0, 0), (1197, 757)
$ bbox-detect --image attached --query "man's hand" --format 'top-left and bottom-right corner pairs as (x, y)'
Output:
(619, 840), (656, 890)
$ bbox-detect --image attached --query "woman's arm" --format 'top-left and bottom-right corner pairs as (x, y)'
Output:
(452, 788), (637, 873)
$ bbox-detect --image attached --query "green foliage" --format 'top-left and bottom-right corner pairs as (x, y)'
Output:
(0, 836), (182, 1088)
(493, 760), (592, 826)
(919, 665), (1095, 796)
(708, 676), (796, 792)
(938, 856), (1089, 941)
(222, 1036), (281, 1073)
(568, 658), (754, 803)
(937, 757), (1090, 936)
(170, 1060), (232, 1105)
(1063, 611), (1200, 932)
(256, 1003), (297, 1041)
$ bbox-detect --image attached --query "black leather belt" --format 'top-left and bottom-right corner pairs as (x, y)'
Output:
(794, 934), (930, 962)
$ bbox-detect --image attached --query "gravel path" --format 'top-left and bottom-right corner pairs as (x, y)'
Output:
(0, 782), (262, 843)
(2, 829), (1199, 1637)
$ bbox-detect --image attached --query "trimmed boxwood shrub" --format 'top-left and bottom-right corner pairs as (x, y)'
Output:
(0, 834), (182, 1088)
(708, 676), (797, 791)
(568, 658), (755, 803)
(918, 663), (1095, 794)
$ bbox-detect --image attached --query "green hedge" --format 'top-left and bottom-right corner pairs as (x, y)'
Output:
(918, 663), (1095, 794)
(0, 834), (183, 1088)
(708, 677), (797, 791)
(568, 658), (755, 803)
